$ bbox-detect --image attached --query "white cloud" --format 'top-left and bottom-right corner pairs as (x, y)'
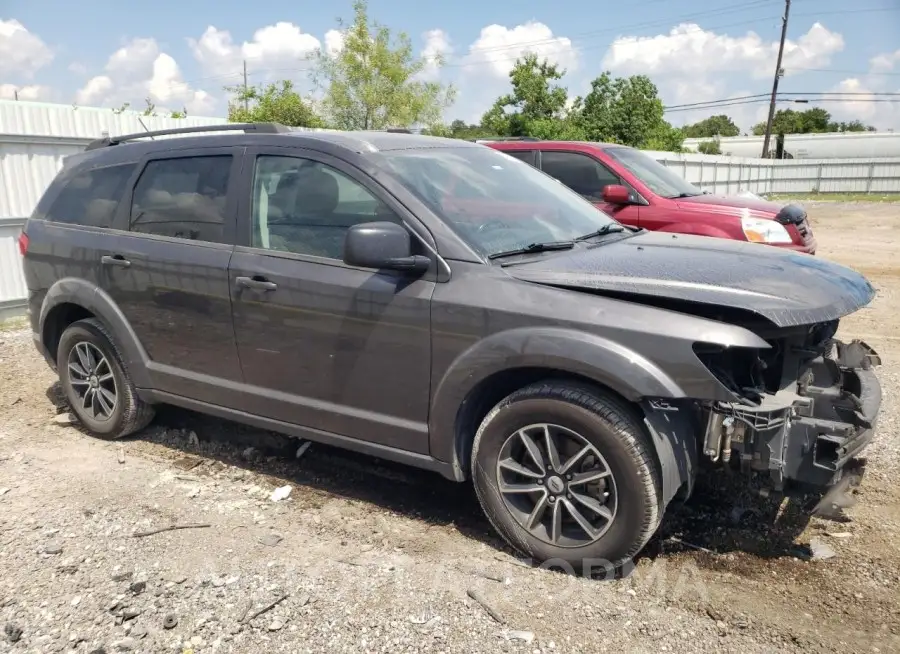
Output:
(0, 83), (51, 101)
(324, 29), (344, 57)
(448, 21), (578, 122)
(601, 21), (845, 132)
(0, 18), (53, 77)
(603, 22), (843, 80)
(75, 37), (215, 115)
(870, 49), (900, 73)
(419, 29), (452, 81)
(189, 23), (321, 83)
(826, 51), (900, 130)
(466, 21), (579, 79)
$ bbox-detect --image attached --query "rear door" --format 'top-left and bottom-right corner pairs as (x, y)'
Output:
(26, 162), (137, 309)
(538, 150), (642, 227)
(100, 147), (244, 403)
(227, 146), (435, 453)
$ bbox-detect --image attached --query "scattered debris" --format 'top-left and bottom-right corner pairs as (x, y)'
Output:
(0, 488), (9, 496)
(111, 571), (133, 582)
(187, 431), (200, 448)
(259, 533), (283, 547)
(241, 447), (257, 461)
(497, 630), (535, 644)
(52, 413), (77, 426)
(809, 537), (838, 561)
(111, 636), (136, 651)
(295, 440), (311, 459)
(245, 594), (289, 623)
(186, 487), (200, 499)
(270, 486), (292, 502)
(268, 619), (284, 631)
(173, 455), (203, 472)
(162, 614), (178, 630)
(466, 588), (505, 624)
(117, 445), (125, 464)
(129, 580), (146, 595)
(826, 531), (853, 539)
(132, 523), (211, 538)
(43, 542), (63, 555)
(122, 607), (141, 620)
(4, 622), (22, 643)
(666, 536), (717, 555)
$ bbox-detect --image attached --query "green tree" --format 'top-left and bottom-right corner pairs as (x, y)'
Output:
(311, 0), (455, 130)
(751, 107), (873, 135)
(481, 54), (583, 139)
(226, 80), (323, 127)
(682, 114), (740, 138)
(697, 138), (722, 154)
(576, 72), (682, 150)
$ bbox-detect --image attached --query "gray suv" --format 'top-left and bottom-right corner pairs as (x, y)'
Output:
(19, 124), (882, 569)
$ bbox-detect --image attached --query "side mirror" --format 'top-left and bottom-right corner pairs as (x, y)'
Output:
(602, 184), (631, 205)
(343, 221), (430, 273)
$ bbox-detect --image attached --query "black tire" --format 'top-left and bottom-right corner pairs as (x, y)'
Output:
(471, 381), (662, 572)
(56, 318), (155, 439)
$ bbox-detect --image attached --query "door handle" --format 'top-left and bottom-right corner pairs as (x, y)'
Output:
(101, 255), (131, 268)
(236, 276), (277, 291)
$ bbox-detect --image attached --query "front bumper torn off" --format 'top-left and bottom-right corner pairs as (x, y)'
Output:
(709, 339), (882, 513)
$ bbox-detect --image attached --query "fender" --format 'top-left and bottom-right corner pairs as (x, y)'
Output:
(428, 326), (688, 478)
(39, 277), (152, 388)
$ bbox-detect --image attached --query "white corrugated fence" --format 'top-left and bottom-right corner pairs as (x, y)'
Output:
(1, 99), (899, 319)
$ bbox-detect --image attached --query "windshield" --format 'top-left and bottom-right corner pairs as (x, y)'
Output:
(605, 146), (703, 199)
(375, 147), (619, 258)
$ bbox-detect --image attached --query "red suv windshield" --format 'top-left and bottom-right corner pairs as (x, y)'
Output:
(377, 147), (619, 257)
(605, 147), (704, 199)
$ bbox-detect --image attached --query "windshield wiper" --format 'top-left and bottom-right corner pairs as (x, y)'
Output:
(668, 192), (703, 198)
(575, 223), (626, 241)
(488, 241), (575, 260)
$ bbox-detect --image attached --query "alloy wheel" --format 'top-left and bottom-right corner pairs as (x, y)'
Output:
(495, 423), (618, 548)
(66, 341), (118, 421)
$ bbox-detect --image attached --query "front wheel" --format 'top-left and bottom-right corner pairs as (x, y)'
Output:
(471, 382), (662, 571)
(56, 318), (155, 439)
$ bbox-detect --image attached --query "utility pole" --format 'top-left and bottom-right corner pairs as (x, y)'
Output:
(761, 0), (791, 159)
(242, 60), (249, 111)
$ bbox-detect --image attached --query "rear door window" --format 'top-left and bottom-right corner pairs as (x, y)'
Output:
(129, 155), (232, 243)
(44, 164), (136, 228)
(501, 150), (537, 166)
(539, 151), (620, 201)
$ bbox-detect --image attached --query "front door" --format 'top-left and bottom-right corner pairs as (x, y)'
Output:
(228, 147), (435, 454)
(101, 147), (244, 402)
(538, 150), (642, 227)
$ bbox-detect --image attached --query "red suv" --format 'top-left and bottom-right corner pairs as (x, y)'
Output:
(483, 139), (816, 254)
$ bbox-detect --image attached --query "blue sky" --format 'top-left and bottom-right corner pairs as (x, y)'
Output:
(2, 0), (899, 131)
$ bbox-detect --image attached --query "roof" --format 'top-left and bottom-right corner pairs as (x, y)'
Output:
(284, 129), (481, 153)
(482, 139), (628, 150)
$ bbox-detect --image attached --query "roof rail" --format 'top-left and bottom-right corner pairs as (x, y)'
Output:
(84, 122), (291, 151)
(472, 136), (540, 143)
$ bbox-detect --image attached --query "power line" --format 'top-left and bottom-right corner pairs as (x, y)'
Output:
(665, 91), (900, 109)
(664, 96), (900, 112)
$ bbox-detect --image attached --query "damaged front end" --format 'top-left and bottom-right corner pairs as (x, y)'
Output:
(694, 320), (882, 517)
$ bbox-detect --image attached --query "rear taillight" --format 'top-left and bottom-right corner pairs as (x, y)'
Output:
(17, 232), (29, 256)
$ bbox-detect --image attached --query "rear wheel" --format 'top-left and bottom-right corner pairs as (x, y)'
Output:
(56, 318), (154, 439)
(471, 382), (662, 571)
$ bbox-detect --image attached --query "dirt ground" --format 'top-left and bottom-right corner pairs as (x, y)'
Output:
(1, 201), (899, 654)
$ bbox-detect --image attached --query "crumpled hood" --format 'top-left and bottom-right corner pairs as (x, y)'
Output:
(505, 231), (875, 328)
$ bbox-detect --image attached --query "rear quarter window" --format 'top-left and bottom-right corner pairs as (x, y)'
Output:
(44, 163), (136, 228)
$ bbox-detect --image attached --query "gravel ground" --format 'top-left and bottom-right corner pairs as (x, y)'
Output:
(1, 201), (899, 654)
